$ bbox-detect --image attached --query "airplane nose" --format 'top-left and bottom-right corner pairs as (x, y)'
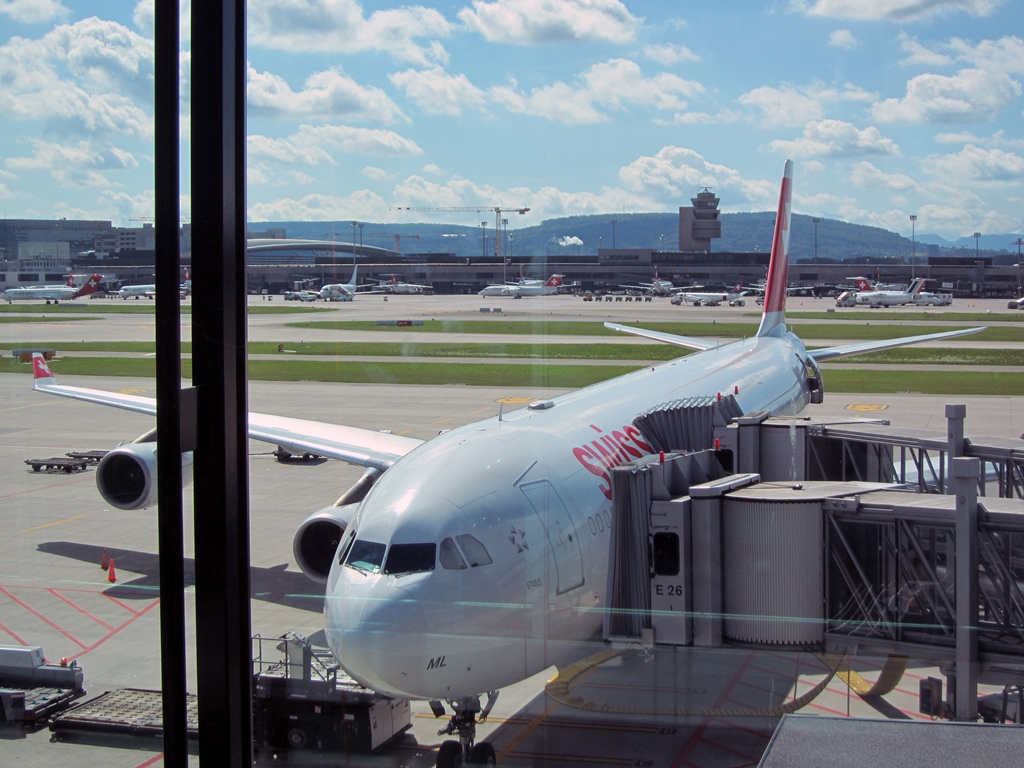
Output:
(327, 576), (428, 696)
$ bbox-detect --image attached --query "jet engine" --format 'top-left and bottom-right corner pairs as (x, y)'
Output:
(96, 442), (194, 511)
(293, 505), (358, 583)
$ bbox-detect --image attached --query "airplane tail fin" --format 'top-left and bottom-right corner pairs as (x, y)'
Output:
(31, 353), (56, 389)
(72, 274), (102, 299)
(756, 160), (793, 338)
(547, 275), (562, 287)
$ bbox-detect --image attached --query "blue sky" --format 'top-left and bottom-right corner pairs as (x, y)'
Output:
(0, 0), (1021, 241)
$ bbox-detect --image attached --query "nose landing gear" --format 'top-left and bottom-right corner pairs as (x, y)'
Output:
(433, 692), (499, 767)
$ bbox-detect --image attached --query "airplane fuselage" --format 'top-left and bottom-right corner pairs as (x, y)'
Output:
(325, 331), (814, 701)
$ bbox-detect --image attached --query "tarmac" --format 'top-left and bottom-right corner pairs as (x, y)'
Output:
(1, 294), (1022, 767)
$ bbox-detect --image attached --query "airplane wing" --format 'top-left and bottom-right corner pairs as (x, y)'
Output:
(31, 355), (423, 470)
(809, 326), (986, 362)
(604, 322), (718, 352)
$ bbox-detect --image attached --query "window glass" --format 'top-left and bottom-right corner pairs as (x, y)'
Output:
(383, 543), (436, 575)
(345, 540), (386, 574)
(652, 532), (680, 576)
(455, 534), (492, 567)
(439, 537), (467, 570)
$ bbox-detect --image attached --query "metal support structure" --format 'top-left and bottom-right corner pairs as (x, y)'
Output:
(954, 457), (980, 721)
(191, 1), (253, 765)
(946, 404), (966, 495)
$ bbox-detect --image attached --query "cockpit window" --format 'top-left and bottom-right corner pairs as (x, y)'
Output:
(439, 537), (467, 570)
(383, 543), (436, 575)
(345, 539), (385, 574)
(455, 534), (492, 567)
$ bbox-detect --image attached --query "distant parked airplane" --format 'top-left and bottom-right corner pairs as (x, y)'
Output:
(853, 277), (927, 307)
(3, 273), (103, 304)
(478, 274), (562, 298)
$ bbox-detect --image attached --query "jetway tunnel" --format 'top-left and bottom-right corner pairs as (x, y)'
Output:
(605, 402), (1024, 721)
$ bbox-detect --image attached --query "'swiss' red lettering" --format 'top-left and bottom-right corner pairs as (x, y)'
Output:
(573, 423), (653, 499)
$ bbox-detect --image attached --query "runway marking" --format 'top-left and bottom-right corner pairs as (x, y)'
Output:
(133, 755), (164, 768)
(4, 476), (94, 502)
(47, 588), (116, 631)
(0, 619), (29, 645)
(0, 585), (88, 650)
(20, 514), (87, 533)
(846, 403), (889, 411)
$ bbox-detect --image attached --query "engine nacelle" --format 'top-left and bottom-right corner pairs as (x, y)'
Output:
(293, 505), (358, 583)
(96, 443), (194, 510)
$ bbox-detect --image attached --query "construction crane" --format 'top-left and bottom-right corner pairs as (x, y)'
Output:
(390, 206), (529, 260)
(366, 233), (420, 254)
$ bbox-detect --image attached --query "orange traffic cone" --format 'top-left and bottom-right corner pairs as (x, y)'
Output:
(100, 547), (109, 571)
(107, 559), (117, 583)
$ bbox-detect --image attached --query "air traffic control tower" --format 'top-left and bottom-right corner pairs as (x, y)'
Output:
(678, 187), (722, 252)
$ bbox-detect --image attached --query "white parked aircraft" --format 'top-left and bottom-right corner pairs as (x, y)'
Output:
(375, 275), (432, 295)
(669, 282), (747, 306)
(319, 266), (361, 301)
(620, 269), (677, 296)
(3, 273), (103, 304)
(853, 277), (927, 307)
(478, 274), (562, 297)
(30, 161), (986, 768)
(119, 283), (155, 299)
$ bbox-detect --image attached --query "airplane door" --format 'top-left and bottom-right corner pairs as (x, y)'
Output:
(520, 480), (584, 594)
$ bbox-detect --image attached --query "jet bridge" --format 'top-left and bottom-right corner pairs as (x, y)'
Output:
(606, 402), (1024, 721)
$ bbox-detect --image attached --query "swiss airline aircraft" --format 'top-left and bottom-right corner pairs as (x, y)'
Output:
(477, 274), (562, 297)
(31, 162), (986, 768)
(2, 273), (103, 304)
(853, 277), (928, 307)
(669, 282), (747, 306)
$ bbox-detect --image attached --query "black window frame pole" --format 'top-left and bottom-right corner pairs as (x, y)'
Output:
(153, 0), (187, 765)
(190, 1), (253, 764)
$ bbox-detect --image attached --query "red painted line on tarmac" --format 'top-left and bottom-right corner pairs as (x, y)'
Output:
(67, 597), (160, 662)
(0, 620), (29, 645)
(104, 592), (151, 616)
(47, 587), (115, 631)
(0, 476), (94, 500)
(0, 585), (87, 649)
(134, 754), (164, 768)
(669, 651), (759, 768)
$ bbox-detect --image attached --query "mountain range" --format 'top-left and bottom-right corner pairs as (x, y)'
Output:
(252, 214), (1023, 265)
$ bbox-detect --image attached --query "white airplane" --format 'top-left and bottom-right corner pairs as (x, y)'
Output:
(3, 273), (103, 304)
(478, 274), (562, 298)
(120, 268), (192, 299)
(669, 282), (747, 306)
(29, 161), (987, 768)
(853, 277), (927, 307)
(319, 266), (361, 301)
(620, 268), (677, 296)
(376, 275), (432, 295)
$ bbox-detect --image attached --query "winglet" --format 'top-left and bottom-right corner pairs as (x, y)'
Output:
(756, 160), (793, 338)
(32, 353), (56, 389)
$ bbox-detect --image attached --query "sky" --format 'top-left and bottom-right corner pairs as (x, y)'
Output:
(0, 0), (1022, 241)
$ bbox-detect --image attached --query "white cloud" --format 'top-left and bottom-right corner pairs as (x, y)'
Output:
(248, 65), (407, 124)
(926, 144), (1024, 183)
(249, 189), (391, 222)
(643, 43), (700, 64)
(490, 58), (703, 124)
(133, 0), (192, 44)
(871, 68), (1020, 123)
(6, 139), (139, 188)
(249, 124), (422, 169)
(248, 0), (451, 66)
(0, 17), (153, 137)
(848, 161), (918, 191)
(795, 0), (1001, 22)
(458, 0), (641, 45)
(739, 81), (875, 127)
(897, 34), (953, 67)
(389, 67), (488, 116)
(0, 0), (69, 24)
(362, 166), (393, 181)
(827, 29), (858, 49)
(616, 146), (776, 207)
(769, 119), (901, 158)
